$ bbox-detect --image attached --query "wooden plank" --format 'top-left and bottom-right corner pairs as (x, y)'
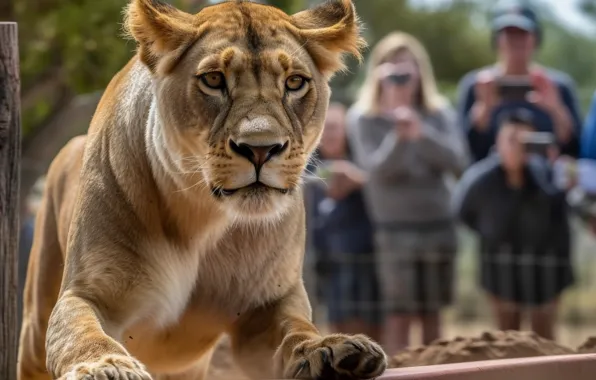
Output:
(378, 354), (596, 380)
(0, 21), (21, 380)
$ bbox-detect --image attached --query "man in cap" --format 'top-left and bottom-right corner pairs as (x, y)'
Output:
(456, 0), (582, 163)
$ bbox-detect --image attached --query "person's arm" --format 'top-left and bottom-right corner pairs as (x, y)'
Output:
(326, 160), (366, 200)
(346, 108), (417, 180)
(581, 91), (596, 160)
(451, 158), (496, 231)
(526, 155), (565, 200)
(413, 105), (471, 178)
(456, 72), (495, 162)
(553, 76), (583, 157)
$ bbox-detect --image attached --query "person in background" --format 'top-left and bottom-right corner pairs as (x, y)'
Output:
(452, 109), (574, 340)
(310, 102), (382, 342)
(456, 0), (582, 163)
(582, 91), (596, 161)
(571, 90), (596, 235)
(347, 31), (469, 354)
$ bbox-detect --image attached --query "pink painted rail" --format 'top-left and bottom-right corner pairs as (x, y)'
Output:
(378, 354), (596, 380)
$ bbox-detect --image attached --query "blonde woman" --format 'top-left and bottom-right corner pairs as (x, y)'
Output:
(347, 32), (469, 354)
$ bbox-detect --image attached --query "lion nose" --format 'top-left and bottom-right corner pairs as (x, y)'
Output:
(229, 140), (288, 168)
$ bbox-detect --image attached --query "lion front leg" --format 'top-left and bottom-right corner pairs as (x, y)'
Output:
(229, 284), (387, 380)
(46, 290), (152, 380)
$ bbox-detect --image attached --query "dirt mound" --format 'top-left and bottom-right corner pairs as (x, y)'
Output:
(389, 330), (575, 368)
(207, 330), (591, 376)
(577, 337), (596, 354)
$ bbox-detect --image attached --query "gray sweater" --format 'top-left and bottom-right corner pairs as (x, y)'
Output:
(347, 104), (470, 225)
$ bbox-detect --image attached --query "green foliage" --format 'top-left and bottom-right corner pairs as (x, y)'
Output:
(354, 0), (494, 82)
(580, 0), (596, 18)
(265, 0), (304, 14)
(14, 0), (190, 137)
(16, 0), (136, 93)
(537, 21), (596, 113)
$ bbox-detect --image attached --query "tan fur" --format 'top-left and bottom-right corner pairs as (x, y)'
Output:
(17, 1), (385, 379)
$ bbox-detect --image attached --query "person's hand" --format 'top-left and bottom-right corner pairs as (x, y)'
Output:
(527, 69), (574, 144)
(546, 144), (560, 164)
(471, 70), (499, 131)
(393, 106), (422, 141)
(527, 69), (564, 113)
(376, 61), (418, 109)
(475, 70), (499, 107)
(326, 160), (365, 200)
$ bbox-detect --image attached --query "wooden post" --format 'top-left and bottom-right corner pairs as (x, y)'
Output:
(0, 21), (21, 380)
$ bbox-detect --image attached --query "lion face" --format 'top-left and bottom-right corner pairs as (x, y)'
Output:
(126, 0), (364, 220)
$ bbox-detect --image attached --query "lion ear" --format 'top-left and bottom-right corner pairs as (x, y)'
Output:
(291, 0), (366, 78)
(125, 0), (199, 72)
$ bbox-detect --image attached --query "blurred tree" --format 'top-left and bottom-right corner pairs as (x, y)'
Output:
(13, 0), (186, 216)
(266, 0), (305, 14)
(0, 0), (13, 20)
(579, 0), (596, 18)
(183, 0), (209, 12)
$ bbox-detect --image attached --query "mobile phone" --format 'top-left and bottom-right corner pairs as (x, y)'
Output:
(386, 72), (412, 86)
(519, 131), (555, 157)
(497, 75), (534, 101)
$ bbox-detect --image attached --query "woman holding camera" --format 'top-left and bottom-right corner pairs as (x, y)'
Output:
(347, 32), (469, 354)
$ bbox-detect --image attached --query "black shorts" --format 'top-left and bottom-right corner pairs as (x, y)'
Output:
(480, 251), (574, 306)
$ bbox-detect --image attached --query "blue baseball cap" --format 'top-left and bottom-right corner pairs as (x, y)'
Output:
(491, 1), (540, 33)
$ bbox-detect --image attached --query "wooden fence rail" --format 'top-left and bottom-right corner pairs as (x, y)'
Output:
(379, 354), (596, 380)
(0, 21), (21, 380)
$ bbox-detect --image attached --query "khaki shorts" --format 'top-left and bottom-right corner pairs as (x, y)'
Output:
(374, 226), (457, 314)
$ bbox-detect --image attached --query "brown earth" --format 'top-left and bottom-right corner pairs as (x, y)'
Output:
(207, 331), (596, 378)
(577, 337), (596, 354)
(389, 330), (576, 368)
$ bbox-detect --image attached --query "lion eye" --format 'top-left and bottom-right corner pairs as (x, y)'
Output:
(285, 75), (307, 91)
(200, 72), (226, 90)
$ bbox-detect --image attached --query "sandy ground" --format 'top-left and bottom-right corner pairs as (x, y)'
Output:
(206, 328), (596, 379)
(389, 330), (575, 368)
(577, 336), (596, 353)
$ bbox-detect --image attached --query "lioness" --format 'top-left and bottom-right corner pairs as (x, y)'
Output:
(18, 0), (387, 379)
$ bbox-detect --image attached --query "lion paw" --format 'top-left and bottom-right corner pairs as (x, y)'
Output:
(60, 354), (152, 380)
(283, 334), (387, 379)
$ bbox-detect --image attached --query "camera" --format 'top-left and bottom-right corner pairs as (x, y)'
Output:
(496, 75), (534, 101)
(519, 131), (555, 157)
(385, 72), (412, 86)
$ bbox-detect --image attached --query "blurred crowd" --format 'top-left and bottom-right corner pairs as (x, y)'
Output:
(305, 0), (596, 356)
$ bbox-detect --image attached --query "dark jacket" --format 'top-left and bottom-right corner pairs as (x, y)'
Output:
(452, 153), (570, 257)
(309, 148), (375, 259)
(452, 153), (575, 304)
(456, 65), (583, 162)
